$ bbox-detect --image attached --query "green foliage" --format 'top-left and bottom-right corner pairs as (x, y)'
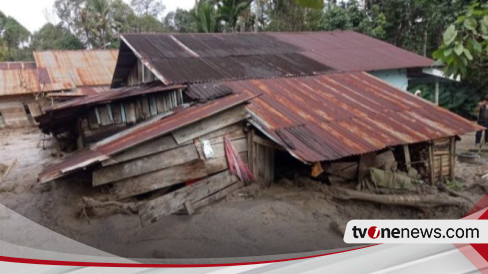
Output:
(318, 0), (386, 39)
(446, 179), (465, 190)
(217, 0), (251, 32)
(0, 11), (31, 61)
(409, 82), (481, 119)
(30, 23), (84, 50)
(294, 0), (324, 10)
(164, 9), (197, 33)
(193, 0), (218, 33)
(265, 0), (322, 32)
(433, 2), (488, 79)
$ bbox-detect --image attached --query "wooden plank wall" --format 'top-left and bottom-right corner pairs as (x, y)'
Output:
(249, 130), (275, 186)
(80, 89), (182, 145)
(429, 137), (456, 184)
(94, 110), (249, 200)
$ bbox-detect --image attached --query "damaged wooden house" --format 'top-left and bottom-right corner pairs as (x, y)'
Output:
(0, 50), (118, 129)
(35, 31), (481, 224)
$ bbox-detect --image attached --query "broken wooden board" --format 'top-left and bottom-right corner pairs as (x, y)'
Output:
(94, 137), (247, 186)
(171, 105), (247, 144)
(93, 143), (200, 186)
(324, 161), (358, 181)
(101, 135), (179, 166)
(102, 124), (245, 167)
(110, 160), (208, 200)
(191, 180), (244, 210)
(139, 170), (239, 225)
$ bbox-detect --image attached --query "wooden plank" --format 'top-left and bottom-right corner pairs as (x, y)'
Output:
(205, 153), (247, 175)
(156, 95), (165, 113)
(358, 152), (376, 183)
(403, 145), (411, 171)
(171, 105), (247, 144)
(141, 96), (151, 118)
(135, 100), (144, 121)
(102, 135), (179, 166)
(140, 170), (238, 225)
(247, 129), (253, 174)
(87, 109), (99, 129)
(27, 103), (42, 118)
(98, 105), (113, 126)
(197, 123), (244, 140)
(429, 144), (435, 184)
(93, 143), (200, 186)
(191, 181), (244, 210)
(253, 134), (282, 150)
(110, 159), (208, 200)
(125, 102), (136, 123)
(112, 103), (122, 124)
(449, 137), (455, 180)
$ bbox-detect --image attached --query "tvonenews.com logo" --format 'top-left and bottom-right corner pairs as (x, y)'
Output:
(344, 220), (488, 244)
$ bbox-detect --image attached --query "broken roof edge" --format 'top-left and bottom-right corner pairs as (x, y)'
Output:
(38, 90), (258, 184)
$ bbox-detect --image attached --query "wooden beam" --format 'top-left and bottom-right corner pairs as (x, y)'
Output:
(110, 160), (208, 200)
(171, 106), (247, 144)
(191, 181), (244, 210)
(102, 135), (179, 166)
(139, 170), (239, 225)
(429, 144), (435, 184)
(358, 152), (376, 183)
(403, 145), (411, 171)
(93, 143), (200, 186)
(450, 137), (455, 180)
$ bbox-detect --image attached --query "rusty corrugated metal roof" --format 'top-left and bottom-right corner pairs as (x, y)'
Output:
(114, 31), (433, 86)
(38, 89), (257, 183)
(34, 50), (118, 91)
(186, 83), (233, 103)
(0, 62), (37, 70)
(0, 68), (43, 95)
(215, 72), (479, 162)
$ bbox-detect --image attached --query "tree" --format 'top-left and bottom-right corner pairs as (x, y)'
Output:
(264, 0), (322, 32)
(131, 0), (165, 18)
(30, 23), (84, 50)
(0, 11), (31, 61)
(433, 2), (488, 78)
(318, 0), (386, 38)
(164, 9), (197, 33)
(217, 0), (251, 32)
(193, 0), (218, 33)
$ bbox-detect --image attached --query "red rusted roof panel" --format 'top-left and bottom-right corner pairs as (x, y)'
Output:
(224, 72), (480, 162)
(33, 50), (118, 91)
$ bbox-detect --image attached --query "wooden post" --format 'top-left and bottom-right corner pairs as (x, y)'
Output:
(428, 143), (435, 185)
(449, 137), (455, 180)
(248, 129), (254, 173)
(403, 145), (411, 172)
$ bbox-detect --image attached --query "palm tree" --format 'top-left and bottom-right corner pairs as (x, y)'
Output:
(193, 0), (218, 33)
(80, 0), (114, 48)
(217, 0), (251, 32)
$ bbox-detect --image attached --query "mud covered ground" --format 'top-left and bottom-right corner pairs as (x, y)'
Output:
(0, 128), (487, 259)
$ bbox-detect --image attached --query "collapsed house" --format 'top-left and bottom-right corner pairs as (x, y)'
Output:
(0, 50), (118, 128)
(35, 31), (481, 224)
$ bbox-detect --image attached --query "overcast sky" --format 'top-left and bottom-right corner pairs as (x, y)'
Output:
(1, 0), (195, 33)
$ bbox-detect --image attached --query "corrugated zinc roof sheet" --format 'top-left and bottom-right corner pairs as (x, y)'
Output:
(0, 69), (43, 95)
(116, 31), (433, 86)
(38, 89), (258, 183)
(34, 50), (118, 91)
(215, 72), (480, 162)
(0, 62), (37, 70)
